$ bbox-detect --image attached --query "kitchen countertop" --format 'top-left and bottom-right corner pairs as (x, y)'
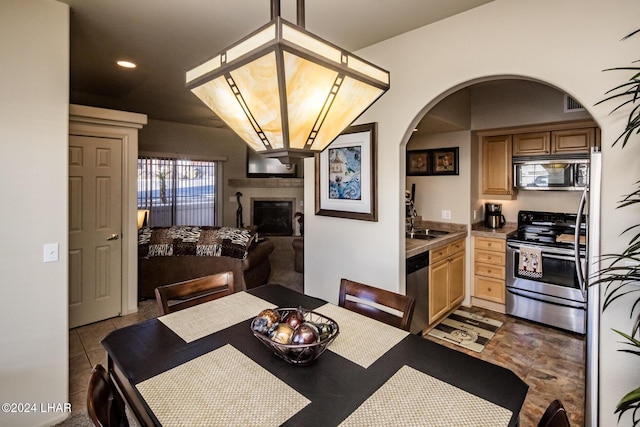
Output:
(470, 222), (517, 239)
(405, 221), (520, 258)
(405, 228), (468, 259)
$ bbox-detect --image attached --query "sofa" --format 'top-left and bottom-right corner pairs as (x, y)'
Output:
(137, 225), (274, 299)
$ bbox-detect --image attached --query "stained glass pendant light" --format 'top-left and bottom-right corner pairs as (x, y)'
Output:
(186, 0), (390, 164)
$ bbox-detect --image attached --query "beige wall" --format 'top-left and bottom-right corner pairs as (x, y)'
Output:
(0, 1), (70, 425)
(303, 0), (640, 424)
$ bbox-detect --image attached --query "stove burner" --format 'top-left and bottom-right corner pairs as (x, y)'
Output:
(508, 210), (586, 249)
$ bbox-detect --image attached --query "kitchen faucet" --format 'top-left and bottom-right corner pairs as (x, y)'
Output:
(407, 200), (417, 234)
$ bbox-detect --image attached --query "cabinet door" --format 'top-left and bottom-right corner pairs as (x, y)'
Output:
(481, 135), (513, 195)
(448, 251), (465, 307)
(513, 132), (550, 156)
(429, 260), (449, 324)
(551, 128), (595, 154)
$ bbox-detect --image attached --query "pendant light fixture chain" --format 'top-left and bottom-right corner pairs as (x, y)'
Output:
(271, 0), (305, 28)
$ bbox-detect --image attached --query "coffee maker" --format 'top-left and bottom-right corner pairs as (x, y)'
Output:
(484, 203), (506, 229)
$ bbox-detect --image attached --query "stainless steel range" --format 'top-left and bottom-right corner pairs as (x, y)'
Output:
(506, 210), (587, 334)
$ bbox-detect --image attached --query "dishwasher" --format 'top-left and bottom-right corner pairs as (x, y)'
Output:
(406, 252), (429, 335)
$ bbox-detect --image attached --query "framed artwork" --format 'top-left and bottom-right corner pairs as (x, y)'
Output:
(431, 147), (459, 175)
(406, 150), (430, 176)
(315, 123), (377, 221)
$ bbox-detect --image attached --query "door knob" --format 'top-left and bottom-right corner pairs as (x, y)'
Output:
(107, 234), (120, 241)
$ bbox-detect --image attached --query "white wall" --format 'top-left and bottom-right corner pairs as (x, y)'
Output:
(304, 0), (640, 424)
(0, 1), (70, 425)
(406, 131), (472, 224)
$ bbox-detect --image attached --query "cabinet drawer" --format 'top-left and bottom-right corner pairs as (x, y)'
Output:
(474, 262), (505, 279)
(430, 245), (449, 264)
(448, 239), (466, 256)
(475, 237), (506, 252)
(474, 276), (505, 304)
(475, 249), (506, 266)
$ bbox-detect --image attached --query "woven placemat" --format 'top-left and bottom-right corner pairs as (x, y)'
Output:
(158, 292), (275, 342)
(314, 304), (409, 368)
(339, 365), (513, 427)
(137, 344), (310, 427)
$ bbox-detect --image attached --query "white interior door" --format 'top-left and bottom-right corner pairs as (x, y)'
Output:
(69, 135), (122, 328)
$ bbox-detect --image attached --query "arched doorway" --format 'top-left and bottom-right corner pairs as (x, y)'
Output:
(405, 77), (598, 425)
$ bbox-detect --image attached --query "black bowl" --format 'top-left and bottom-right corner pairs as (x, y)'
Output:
(251, 307), (339, 366)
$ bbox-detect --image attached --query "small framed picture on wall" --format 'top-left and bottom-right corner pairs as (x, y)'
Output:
(431, 147), (459, 175)
(406, 150), (430, 176)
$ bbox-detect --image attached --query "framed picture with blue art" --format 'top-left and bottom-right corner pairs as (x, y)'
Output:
(315, 123), (377, 221)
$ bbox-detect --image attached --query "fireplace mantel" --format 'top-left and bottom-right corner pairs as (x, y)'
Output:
(228, 178), (303, 188)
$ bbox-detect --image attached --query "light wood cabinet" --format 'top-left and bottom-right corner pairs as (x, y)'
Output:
(429, 239), (466, 324)
(473, 237), (506, 305)
(513, 128), (597, 156)
(481, 135), (513, 196)
(551, 128), (596, 154)
(512, 132), (550, 156)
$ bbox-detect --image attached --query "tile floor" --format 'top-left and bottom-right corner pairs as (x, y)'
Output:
(424, 306), (585, 427)
(70, 299), (585, 427)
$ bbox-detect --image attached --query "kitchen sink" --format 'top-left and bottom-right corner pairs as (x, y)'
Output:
(406, 232), (436, 240)
(406, 229), (450, 240)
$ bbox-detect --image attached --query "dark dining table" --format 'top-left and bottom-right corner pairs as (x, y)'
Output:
(102, 284), (528, 426)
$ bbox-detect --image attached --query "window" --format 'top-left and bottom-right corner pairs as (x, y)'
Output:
(137, 156), (219, 227)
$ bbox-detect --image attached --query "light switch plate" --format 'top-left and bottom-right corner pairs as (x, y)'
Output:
(43, 243), (59, 263)
(442, 210), (452, 220)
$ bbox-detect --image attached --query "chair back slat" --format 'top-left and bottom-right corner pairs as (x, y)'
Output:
(87, 364), (129, 427)
(339, 278), (415, 331)
(538, 399), (571, 427)
(154, 271), (235, 315)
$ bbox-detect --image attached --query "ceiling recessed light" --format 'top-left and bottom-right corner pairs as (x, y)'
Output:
(117, 60), (136, 69)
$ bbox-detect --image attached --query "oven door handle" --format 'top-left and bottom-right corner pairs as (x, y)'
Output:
(506, 288), (586, 310)
(508, 246), (578, 261)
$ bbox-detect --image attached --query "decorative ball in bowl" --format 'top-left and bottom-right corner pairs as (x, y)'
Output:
(251, 307), (339, 366)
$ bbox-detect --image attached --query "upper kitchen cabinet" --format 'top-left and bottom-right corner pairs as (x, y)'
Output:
(512, 132), (550, 156)
(481, 134), (514, 196)
(479, 120), (599, 198)
(551, 128), (596, 154)
(512, 123), (598, 157)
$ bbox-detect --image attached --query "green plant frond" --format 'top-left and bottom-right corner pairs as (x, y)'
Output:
(598, 82), (640, 100)
(603, 285), (640, 311)
(634, 315), (640, 337)
(623, 241), (640, 255)
(616, 387), (640, 415)
(622, 29), (640, 40)
(614, 329), (640, 346)
(619, 349), (640, 358)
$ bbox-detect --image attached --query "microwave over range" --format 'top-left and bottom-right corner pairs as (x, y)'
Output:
(513, 156), (589, 191)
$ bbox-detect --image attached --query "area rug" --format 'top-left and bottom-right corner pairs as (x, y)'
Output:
(427, 310), (503, 353)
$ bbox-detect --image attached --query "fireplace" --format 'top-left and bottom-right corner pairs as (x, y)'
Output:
(252, 199), (294, 236)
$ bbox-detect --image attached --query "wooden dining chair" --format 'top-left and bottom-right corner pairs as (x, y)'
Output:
(87, 364), (130, 427)
(154, 271), (235, 315)
(538, 399), (571, 427)
(338, 278), (416, 331)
